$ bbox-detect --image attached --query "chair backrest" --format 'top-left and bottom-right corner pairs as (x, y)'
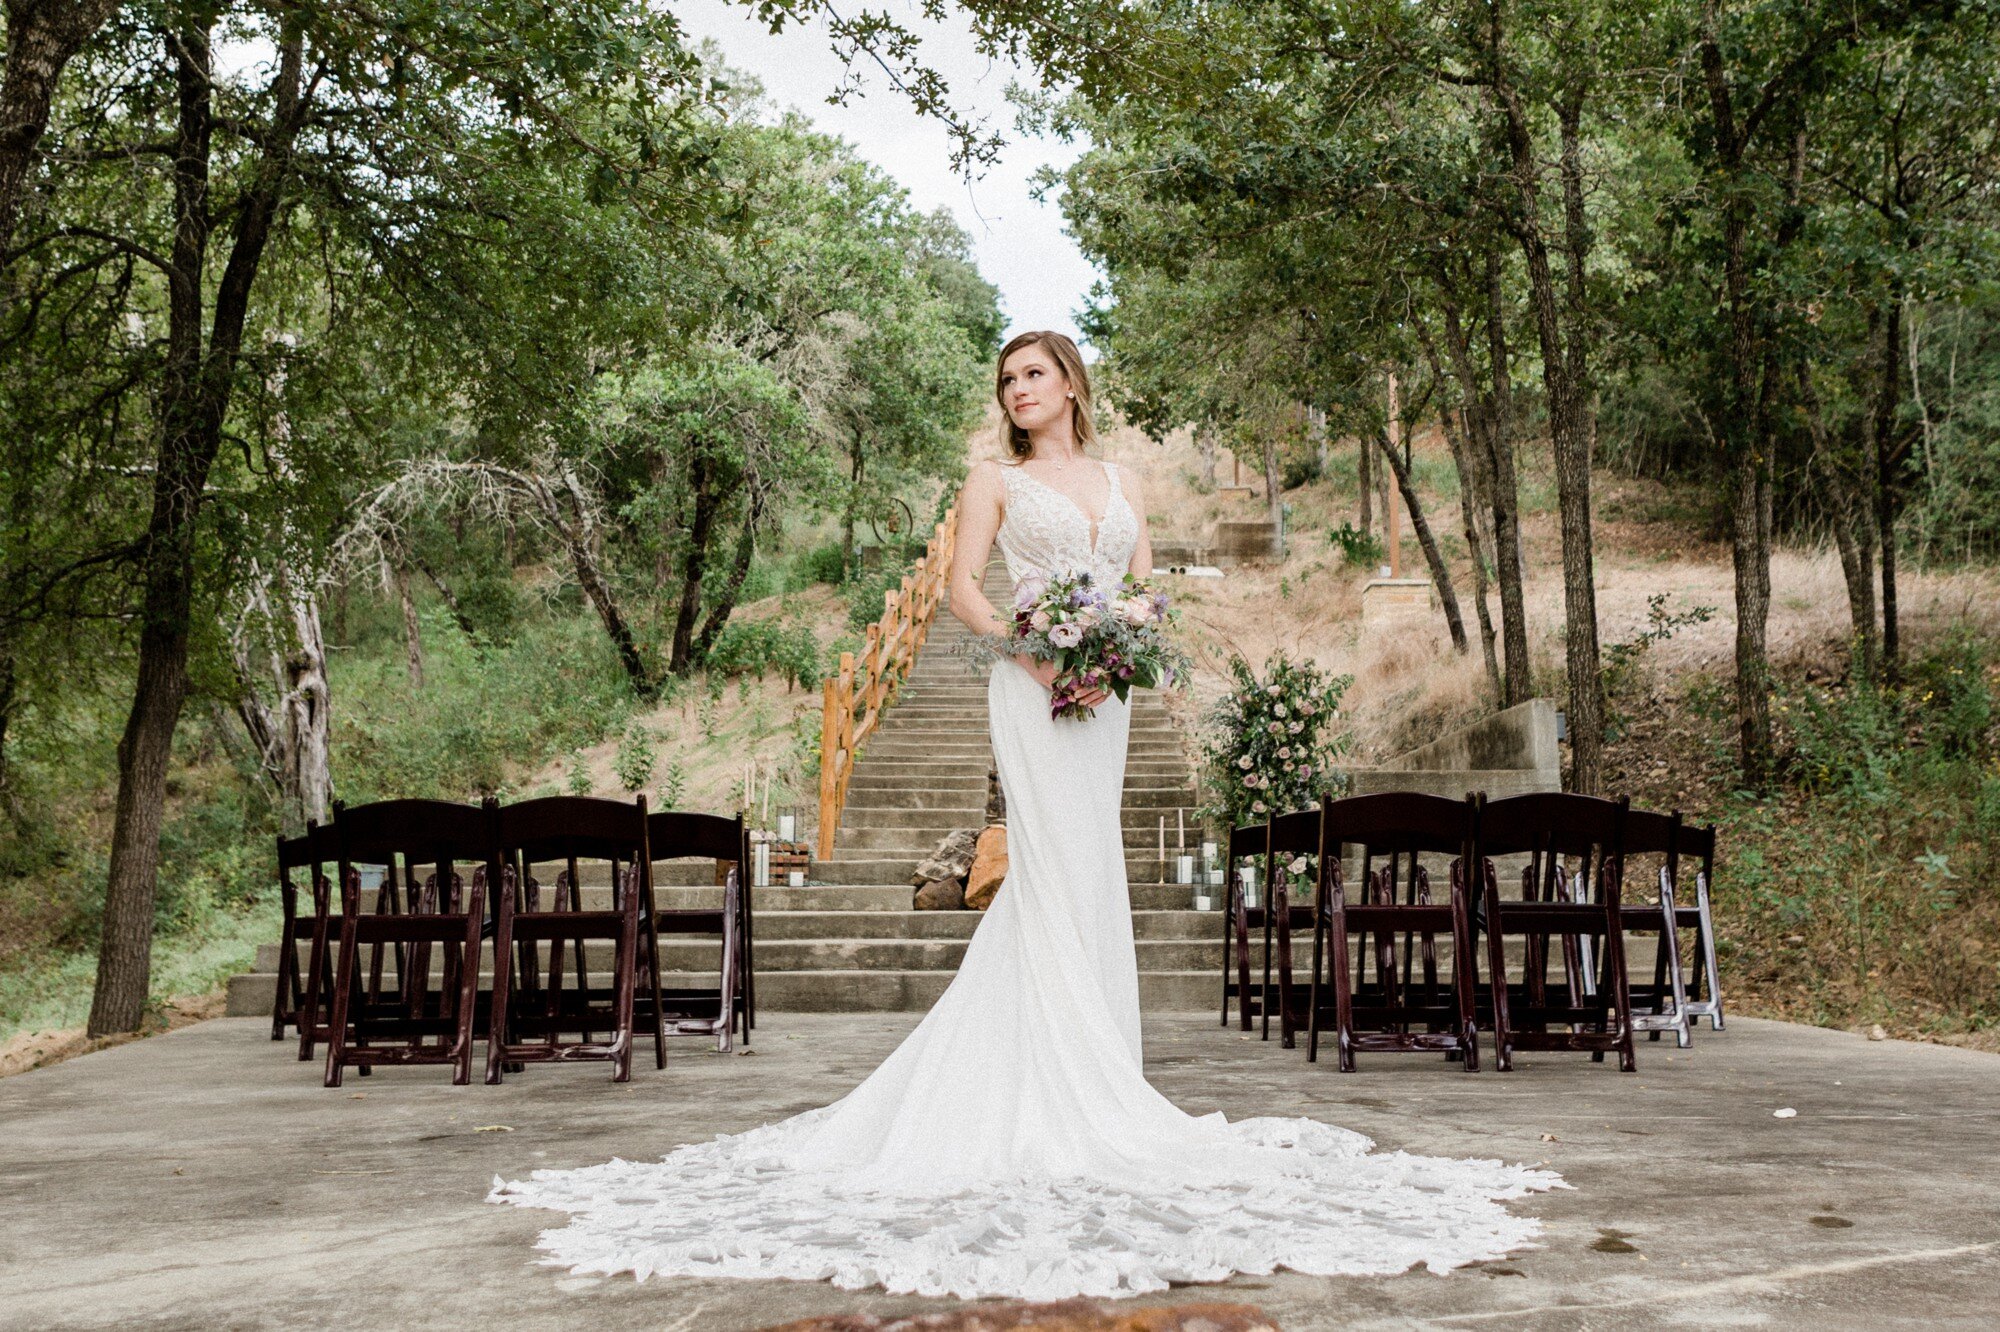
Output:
(1265, 807), (1320, 858)
(648, 810), (746, 866)
(1678, 820), (1717, 878)
(496, 795), (651, 865)
(1226, 819), (1263, 865)
(1479, 791), (1629, 902)
(1319, 791), (1474, 860)
(1479, 792), (1629, 859)
(1618, 807), (1680, 857)
(277, 825), (326, 875)
(333, 798), (497, 868)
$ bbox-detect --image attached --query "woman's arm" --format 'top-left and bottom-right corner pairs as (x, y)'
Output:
(1122, 463), (1154, 578)
(948, 463), (1061, 689)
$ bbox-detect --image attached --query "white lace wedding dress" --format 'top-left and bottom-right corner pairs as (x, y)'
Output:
(490, 459), (1564, 1301)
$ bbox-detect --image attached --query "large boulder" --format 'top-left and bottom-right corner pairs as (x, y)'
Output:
(964, 825), (1008, 911)
(913, 877), (966, 910)
(910, 828), (979, 887)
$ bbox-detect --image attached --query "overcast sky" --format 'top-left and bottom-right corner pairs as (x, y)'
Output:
(673, 0), (1101, 347)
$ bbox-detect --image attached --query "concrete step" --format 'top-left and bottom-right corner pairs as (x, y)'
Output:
(838, 806), (1199, 832)
(612, 880), (1218, 911)
(838, 788), (1197, 815)
(226, 967), (1228, 1017)
(834, 826), (1212, 854)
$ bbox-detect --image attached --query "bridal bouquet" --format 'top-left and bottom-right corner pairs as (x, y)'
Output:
(1008, 570), (1187, 720)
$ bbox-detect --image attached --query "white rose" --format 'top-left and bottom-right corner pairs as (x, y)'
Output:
(1048, 622), (1084, 648)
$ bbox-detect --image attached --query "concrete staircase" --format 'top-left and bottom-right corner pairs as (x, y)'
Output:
(225, 560), (1239, 1018)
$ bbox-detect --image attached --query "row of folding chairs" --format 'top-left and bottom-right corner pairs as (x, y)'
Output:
(266, 795), (755, 1087)
(1220, 791), (1725, 1073)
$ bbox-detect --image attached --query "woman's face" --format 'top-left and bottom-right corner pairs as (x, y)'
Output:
(999, 344), (1071, 435)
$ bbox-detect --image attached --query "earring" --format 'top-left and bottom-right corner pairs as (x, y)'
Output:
(1066, 391), (1075, 399)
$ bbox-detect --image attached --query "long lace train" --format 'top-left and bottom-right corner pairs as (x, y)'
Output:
(489, 459), (1564, 1299)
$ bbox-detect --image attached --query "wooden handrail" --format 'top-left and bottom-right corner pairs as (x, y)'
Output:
(817, 505), (959, 860)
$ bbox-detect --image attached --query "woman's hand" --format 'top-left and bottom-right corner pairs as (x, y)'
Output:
(1018, 655), (1110, 708)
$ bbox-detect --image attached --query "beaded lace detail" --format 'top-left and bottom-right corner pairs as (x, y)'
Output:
(996, 460), (1138, 586)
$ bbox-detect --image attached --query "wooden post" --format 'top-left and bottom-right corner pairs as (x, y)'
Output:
(1386, 372), (1403, 578)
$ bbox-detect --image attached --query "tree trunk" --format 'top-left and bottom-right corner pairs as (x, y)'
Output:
(1308, 405), (1332, 478)
(1356, 426), (1373, 536)
(1436, 396), (1502, 692)
(0, 639), (15, 817)
(90, 20), (307, 1035)
(412, 553), (475, 637)
(1496, 74), (1605, 794)
(670, 450), (717, 675)
(1496, 83), (1600, 784)
(231, 567), (331, 837)
(1874, 295), (1905, 678)
(842, 440), (862, 573)
(551, 468), (652, 697)
(1480, 248), (1532, 707)
(1801, 366), (1879, 677)
(395, 562), (424, 687)
(694, 492), (762, 661)
(1262, 435), (1282, 532)
(1374, 430), (1469, 653)
(0, 0), (122, 265)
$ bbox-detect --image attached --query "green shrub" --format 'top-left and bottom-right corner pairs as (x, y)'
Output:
(1325, 522), (1383, 570)
(704, 617), (825, 688)
(799, 540), (850, 587)
(614, 722), (657, 792)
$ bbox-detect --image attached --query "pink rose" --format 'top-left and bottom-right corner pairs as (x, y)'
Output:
(1048, 622), (1084, 648)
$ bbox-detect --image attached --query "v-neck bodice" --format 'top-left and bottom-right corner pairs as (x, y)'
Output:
(996, 459), (1138, 587)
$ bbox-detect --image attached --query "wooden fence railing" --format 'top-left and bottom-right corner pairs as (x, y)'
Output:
(817, 506), (959, 860)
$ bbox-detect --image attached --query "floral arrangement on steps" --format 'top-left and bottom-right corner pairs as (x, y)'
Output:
(1201, 651), (1355, 834)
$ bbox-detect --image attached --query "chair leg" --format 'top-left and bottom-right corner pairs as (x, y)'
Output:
(298, 913), (330, 1063)
(613, 907), (639, 1084)
(639, 872), (667, 1067)
(1484, 890), (1513, 1073)
(483, 909), (516, 1086)
(323, 930), (357, 1089)
(272, 896), (298, 1041)
(452, 913), (481, 1087)
(1658, 879), (1693, 1049)
(1330, 911), (1356, 1074)
(1697, 876), (1726, 1030)
(1604, 905), (1637, 1073)
(1233, 905), (1254, 1032)
(1306, 910), (1326, 1064)
(1452, 889), (1480, 1074)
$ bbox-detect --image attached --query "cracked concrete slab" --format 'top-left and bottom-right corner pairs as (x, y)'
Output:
(1, 1014), (1995, 1331)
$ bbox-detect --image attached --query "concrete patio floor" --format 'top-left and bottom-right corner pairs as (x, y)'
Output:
(1, 1012), (1996, 1331)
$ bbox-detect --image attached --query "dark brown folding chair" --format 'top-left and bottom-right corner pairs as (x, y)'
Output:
(321, 799), (498, 1087)
(1219, 820), (1276, 1030)
(1618, 809), (1694, 1049)
(485, 794), (663, 1083)
(271, 823), (334, 1042)
(1306, 792), (1482, 1072)
(1477, 791), (1637, 1073)
(1672, 821), (1725, 1031)
(1258, 809), (1323, 1046)
(643, 811), (752, 1051)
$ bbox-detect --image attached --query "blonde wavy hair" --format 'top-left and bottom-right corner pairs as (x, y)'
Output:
(995, 330), (1098, 461)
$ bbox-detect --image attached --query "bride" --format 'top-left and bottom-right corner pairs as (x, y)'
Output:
(491, 330), (1563, 1301)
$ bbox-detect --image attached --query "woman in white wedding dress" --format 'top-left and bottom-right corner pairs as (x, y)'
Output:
(490, 331), (1563, 1301)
